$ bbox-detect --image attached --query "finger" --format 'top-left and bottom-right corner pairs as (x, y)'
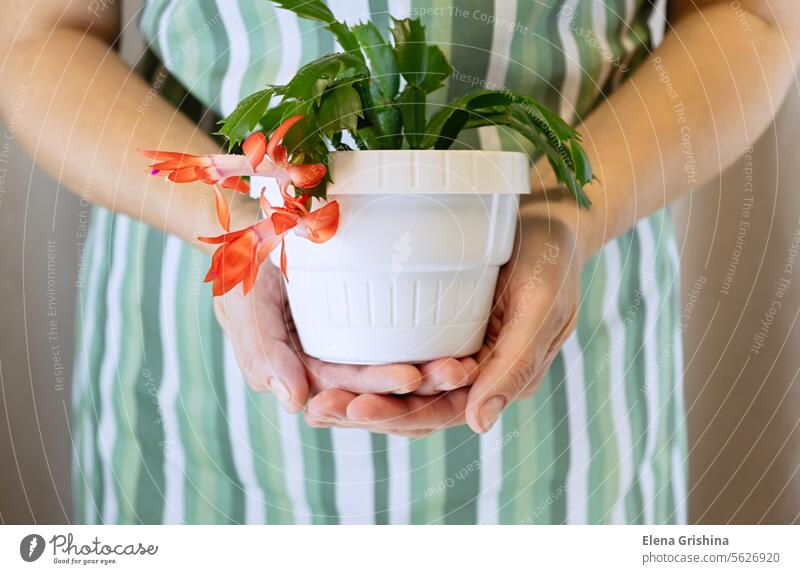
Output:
(345, 387), (470, 430)
(414, 357), (480, 395)
(305, 388), (355, 424)
(373, 428), (436, 438)
(220, 268), (309, 413)
(465, 294), (577, 434)
(527, 348), (560, 396)
(303, 358), (424, 395)
(303, 355), (478, 396)
(305, 418), (435, 438)
(307, 390), (455, 436)
(527, 317), (576, 392)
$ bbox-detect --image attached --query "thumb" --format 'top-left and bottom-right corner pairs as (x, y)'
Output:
(217, 285), (310, 413)
(465, 305), (577, 434)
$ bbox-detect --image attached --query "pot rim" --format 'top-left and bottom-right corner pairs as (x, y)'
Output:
(256, 149), (532, 196)
(326, 149), (528, 157)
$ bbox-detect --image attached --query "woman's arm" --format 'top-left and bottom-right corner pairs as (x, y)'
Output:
(0, 1), (259, 248)
(539, 0), (800, 265)
(0, 1), (476, 413)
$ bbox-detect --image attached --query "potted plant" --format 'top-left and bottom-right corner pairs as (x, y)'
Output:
(141, 0), (592, 364)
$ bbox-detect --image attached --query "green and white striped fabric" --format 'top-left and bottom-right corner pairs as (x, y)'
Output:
(72, 0), (686, 524)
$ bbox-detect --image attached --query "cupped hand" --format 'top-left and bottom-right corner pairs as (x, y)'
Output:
(305, 200), (586, 435)
(213, 259), (479, 413)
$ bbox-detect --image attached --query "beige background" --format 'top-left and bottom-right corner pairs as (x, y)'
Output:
(0, 127), (79, 523)
(675, 85), (800, 524)
(1, 20), (798, 523)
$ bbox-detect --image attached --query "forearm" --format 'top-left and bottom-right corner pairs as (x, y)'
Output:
(0, 28), (257, 250)
(526, 3), (798, 264)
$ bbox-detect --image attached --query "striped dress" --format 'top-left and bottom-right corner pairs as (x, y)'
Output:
(72, 0), (687, 524)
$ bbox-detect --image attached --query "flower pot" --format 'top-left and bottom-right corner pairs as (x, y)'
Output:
(252, 149), (530, 365)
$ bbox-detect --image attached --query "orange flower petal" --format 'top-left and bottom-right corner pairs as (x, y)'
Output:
(212, 186), (230, 232)
(220, 176), (250, 194)
(297, 200), (339, 243)
(266, 115), (303, 164)
(256, 234), (282, 266)
(215, 234), (258, 295)
(197, 168), (218, 185)
(167, 167), (200, 183)
(279, 238), (288, 282)
(277, 179), (296, 206)
(150, 156), (205, 171)
(204, 244), (224, 282)
(271, 211), (298, 235)
(242, 132), (267, 171)
(138, 149), (183, 161)
(198, 226), (249, 244)
(241, 261), (258, 295)
(288, 162), (327, 190)
(200, 219), (285, 296)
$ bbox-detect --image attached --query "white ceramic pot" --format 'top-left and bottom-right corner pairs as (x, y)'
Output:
(252, 149), (530, 364)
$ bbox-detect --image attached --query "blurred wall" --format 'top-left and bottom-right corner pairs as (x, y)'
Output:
(675, 84), (800, 524)
(0, 127), (80, 523)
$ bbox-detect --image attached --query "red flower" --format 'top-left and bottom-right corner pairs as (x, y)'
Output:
(141, 115), (338, 295)
(198, 191), (339, 296)
(139, 115), (327, 231)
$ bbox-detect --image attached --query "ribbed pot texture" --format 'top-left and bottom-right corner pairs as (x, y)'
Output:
(252, 149), (530, 364)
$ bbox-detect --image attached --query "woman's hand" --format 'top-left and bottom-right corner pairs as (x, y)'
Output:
(304, 197), (587, 435)
(214, 256), (480, 414)
(463, 205), (582, 432)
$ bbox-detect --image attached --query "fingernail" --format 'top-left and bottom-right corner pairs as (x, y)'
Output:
(435, 381), (460, 392)
(307, 409), (341, 423)
(479, 396), (506, 432)
(306, 416), (332, 428)
(269, 377), (296, 413)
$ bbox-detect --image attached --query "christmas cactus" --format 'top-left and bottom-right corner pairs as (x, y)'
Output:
(141, 0), (593, 296)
